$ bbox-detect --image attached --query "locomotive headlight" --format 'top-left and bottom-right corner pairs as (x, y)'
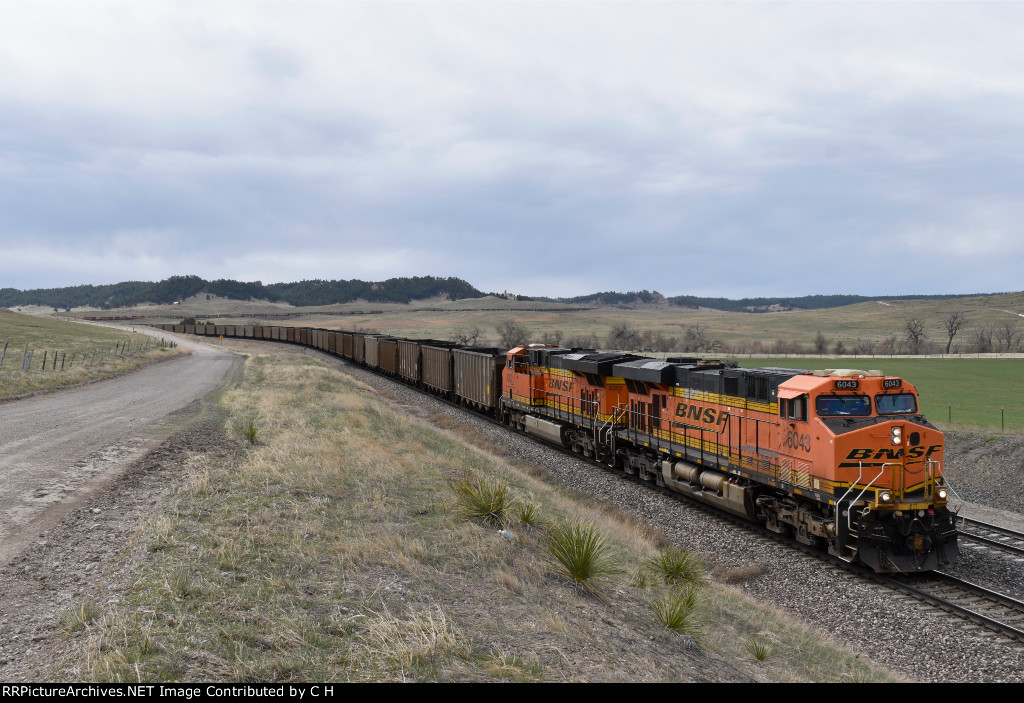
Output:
(891, 426), (903, 446)
(879, 490), (892, 503)
(937, 488), (948, 500)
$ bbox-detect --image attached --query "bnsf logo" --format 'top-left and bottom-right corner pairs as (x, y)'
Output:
(547, 378), (574, 393)
(845, 445), (942, 460)
(675, 402), (729, 427)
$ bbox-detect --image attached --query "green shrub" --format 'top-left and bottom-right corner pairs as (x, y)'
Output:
(745, 636), (778, 662)
(647, 586), (704, 643)
(545, 521), (623, 595)
(448, 473), (511, 526)
(646, 546), (705, 586)
(514, 500), (546, 528)
(240, 416), (260, 444)
(59, 601), (103, 633)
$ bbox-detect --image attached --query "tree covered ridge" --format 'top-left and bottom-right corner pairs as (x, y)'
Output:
(533, 290), (985, 312)
(0, 275), (485, 309)
(1, 276), (990, 312)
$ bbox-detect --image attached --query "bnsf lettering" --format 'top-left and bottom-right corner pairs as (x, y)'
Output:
(844, 445), (942, 461)
(547, 378), (574, 393)
(674, 402), (729, 427)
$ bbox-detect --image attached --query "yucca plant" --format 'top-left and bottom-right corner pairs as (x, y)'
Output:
(647, 585), (705, 643)
(745, 636), (778, 662)
(646, 546), (706, 586)
(448, 473), (511, 526)
(545, 521), (623, 595)
(514, 500), (546, 528)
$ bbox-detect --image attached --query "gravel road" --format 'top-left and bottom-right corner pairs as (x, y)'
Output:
(0, 330), (238, 564)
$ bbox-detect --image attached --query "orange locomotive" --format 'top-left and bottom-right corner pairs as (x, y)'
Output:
(500, 345), (958, 573)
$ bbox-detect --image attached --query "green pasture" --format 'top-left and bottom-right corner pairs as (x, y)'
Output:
(0, 309), (139, 361)
(0, 309), (177, 397)
(735, 356), (1024, 434)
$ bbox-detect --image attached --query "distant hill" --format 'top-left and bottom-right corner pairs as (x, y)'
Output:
(2, 275), (1000, 313)
(0, 275), (485, 310)
(532, 290), (991, 312)
(665, 293), (989, 313)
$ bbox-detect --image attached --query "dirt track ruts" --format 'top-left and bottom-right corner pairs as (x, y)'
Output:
(0, 330), (239, 565)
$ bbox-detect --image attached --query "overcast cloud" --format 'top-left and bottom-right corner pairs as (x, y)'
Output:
(1, 1), (1023, 298)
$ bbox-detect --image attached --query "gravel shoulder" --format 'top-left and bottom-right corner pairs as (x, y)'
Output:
(0, 333), (241, 678)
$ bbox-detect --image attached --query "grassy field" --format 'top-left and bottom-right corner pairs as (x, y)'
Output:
(59, 289), (1024, 355)
(62, 344), (895, 682)
(0, 309), (184, 399)
(23, 287), (1024, 433)
(114, 290), (1024, 354)
(733, 356), (1024, 434)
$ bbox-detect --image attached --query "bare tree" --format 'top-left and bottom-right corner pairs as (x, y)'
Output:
(942, 311), (968, 354)
(683, 324), (711, 352)
(496, 320), (531, 349)
(540, 329), (564, 346)
(451, 326), (482, 346)
(565, 332), (599, 349)
(853, 339), (875, 355)
(973, 327), (993, 353)
(904, 319), (927, 355)
(813, 331), (829, 354)
(997, 322), (1021, 352)
(833, 339), (846, 355)
(876, 335), (897, 356)
(607, 322), (641, 350)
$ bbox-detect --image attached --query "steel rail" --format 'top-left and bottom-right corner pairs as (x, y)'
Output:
(958, 517), (1024, 557)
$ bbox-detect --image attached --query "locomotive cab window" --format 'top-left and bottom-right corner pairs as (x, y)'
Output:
(815, 394), (871, 416)
(876, 393), (917, 415)
(780, 395), (808, 422)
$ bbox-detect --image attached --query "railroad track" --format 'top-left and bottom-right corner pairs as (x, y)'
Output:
(879, 571), (1024, 643)
(958, 517), (1024, 558)
(284, 341), (1024, 646)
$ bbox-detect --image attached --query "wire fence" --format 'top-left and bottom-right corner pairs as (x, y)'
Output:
(0, 336), (177, 375)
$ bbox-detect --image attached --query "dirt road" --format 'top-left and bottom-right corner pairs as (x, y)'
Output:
(0, 331), (239, 564)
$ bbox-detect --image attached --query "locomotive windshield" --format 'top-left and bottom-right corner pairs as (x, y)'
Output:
(875, 393), (918, 415)
(815, 394), (871, 416)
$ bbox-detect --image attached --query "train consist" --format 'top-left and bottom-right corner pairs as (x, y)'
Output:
(156, 323), (959, 573)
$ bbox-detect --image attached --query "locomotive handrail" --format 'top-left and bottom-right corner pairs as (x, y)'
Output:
(598, 403), (626, 463)
(836, 462), (887, 533)
(932, 461), (966, 514)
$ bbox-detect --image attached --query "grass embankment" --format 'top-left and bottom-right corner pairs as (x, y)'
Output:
(736, 356), (1024, 434)
(0, 310), (184, 399)
(65, 348), (895, 682)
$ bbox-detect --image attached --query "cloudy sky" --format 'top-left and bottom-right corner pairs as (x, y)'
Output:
(2, 1), (1023, 299)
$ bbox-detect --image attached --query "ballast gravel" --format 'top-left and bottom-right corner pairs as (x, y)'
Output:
(334, 355), (1024, 684)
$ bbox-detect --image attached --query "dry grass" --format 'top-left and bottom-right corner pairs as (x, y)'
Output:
(58, 346), (900, 682)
